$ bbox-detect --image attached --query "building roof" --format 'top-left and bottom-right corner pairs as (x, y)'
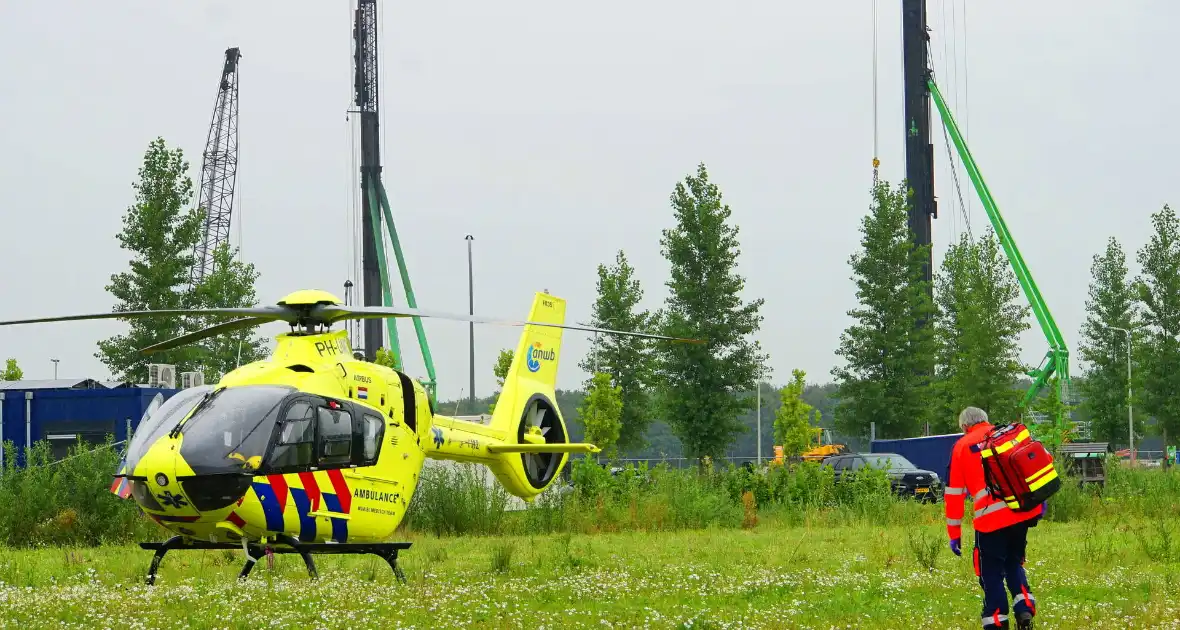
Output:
(0, 378), (109, 391)
(1060, 442), (1110, 456)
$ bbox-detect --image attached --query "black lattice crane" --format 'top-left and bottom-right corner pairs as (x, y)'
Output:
(351, 0), (438, 403)
(189, 47), (242, 288)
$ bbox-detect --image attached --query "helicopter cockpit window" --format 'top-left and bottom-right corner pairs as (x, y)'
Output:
(268, 401), (316, 470)
(177, 385), (294, 476)
(122, 385), (212, 474)
(317, 404), (353, 466)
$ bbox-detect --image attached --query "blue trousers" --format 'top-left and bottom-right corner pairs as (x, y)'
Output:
(973, 522), (1036, 627)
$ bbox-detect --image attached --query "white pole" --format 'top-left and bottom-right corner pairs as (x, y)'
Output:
(1111, 326), (1134, 463)
(756, 384), (762, 465)
(1126, 330), (1134, 463)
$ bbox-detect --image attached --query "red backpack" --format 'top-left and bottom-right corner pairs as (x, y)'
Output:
(973, 423), (1060, 512)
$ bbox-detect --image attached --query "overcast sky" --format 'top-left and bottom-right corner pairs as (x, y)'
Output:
(0, 1), (1174, 402)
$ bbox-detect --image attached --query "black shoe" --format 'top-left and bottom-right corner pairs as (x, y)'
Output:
(1016, 611), (1033, 630)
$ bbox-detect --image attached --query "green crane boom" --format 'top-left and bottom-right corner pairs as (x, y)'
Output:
(363, 178), (439, 407)
(927, 78), (1073, 431)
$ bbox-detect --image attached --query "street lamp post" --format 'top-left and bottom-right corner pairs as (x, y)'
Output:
(756, 384), (762, 465)
(1109, 326), (1134, 463)
(50, 359), (59, 380)
(465, 235), (475, 406)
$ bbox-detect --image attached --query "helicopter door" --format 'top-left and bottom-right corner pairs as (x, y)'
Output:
(268, 399), (316, 471)
(315, 402), (353, 468)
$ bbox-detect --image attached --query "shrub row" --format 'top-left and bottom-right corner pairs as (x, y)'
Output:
(3, 436), (1180, 547)
(0, 439), (156, 547)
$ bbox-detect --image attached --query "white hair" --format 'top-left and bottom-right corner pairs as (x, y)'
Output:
(959, 406), (989, 431)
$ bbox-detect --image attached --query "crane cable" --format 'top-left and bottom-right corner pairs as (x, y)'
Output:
(929, 3), (973, 242)
(871, 0), (879, 184)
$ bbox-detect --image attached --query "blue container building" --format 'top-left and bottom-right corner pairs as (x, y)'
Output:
(871, 433), (963, 480)
(0, 379), (178, 467)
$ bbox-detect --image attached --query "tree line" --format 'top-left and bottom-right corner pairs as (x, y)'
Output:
(483, 163), (772, 464)
(1077, 206), (1180, 448)
(833, 180), (1180, 449)
(466, 176), (1180, 463)
(50, 136), (1178, 460)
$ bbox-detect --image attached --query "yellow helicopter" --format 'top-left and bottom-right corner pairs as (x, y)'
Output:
(0, 288), (693, 584)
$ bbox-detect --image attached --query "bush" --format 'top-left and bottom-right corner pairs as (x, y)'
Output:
(402, 463), (510, 536)
(0, 438), (157, 547)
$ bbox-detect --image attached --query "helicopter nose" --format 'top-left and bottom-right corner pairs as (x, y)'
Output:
(178, 474), (254, 512)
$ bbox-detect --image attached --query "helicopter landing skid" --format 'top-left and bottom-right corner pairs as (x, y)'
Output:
(139, 536), (412, 586)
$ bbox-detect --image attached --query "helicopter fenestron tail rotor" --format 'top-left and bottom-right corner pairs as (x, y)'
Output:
(515, 396), (566, 489)
(0, 290), (701, 355)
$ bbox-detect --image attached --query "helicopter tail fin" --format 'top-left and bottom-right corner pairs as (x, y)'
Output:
(484, 291), (596, 497)
(486, 292), (565, 430)
(426, 291), (597, 500)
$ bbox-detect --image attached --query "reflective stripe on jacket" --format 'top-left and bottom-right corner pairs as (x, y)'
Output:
(945, 421), (1041, 538)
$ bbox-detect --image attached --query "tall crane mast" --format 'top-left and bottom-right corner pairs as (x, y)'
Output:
(189, 47), (242, 288)
(901, 0), (937, 299)
(352, 0), (438, 404)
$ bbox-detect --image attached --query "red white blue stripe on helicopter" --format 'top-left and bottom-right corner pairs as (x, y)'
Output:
(248, 470), (352, 543)
(112, 464), (353, 541)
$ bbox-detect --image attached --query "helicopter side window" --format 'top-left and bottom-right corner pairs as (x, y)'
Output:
(359, 413), (384, 465)
(316, 404), (353, 466)
(269, 401), (315, 470)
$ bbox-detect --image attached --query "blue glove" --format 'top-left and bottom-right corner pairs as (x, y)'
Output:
(949, 538), (962, 556)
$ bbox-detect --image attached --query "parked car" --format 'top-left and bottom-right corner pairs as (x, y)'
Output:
(822, 452), (943, 502)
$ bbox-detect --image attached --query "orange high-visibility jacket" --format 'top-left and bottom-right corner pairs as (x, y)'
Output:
(945, 421), (1042, 539)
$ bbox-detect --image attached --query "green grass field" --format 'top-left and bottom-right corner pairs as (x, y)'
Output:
(6, 448), (1180, 628)
(2, 506), (1179, 629)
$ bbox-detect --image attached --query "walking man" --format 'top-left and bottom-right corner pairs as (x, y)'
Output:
(945, 406), (1043, 629)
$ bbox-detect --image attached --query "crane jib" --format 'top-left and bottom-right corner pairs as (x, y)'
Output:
(926, 78), (1073, 424)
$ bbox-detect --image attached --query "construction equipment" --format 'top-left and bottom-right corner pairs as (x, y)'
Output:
(928, 79), (1075, 440)
(189, 47), (241, 288)
(800, 427), (847, 462)
(350, 0), (438, 406)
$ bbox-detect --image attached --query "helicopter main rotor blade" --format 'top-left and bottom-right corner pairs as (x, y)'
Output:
(0, 306), (294, 327)
(138, 316), (276, 355)
(316, 305), (703, 343)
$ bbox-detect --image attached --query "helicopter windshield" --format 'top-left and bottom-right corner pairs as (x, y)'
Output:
(177, 384), (296, 476)
(122, 385), (213, 474)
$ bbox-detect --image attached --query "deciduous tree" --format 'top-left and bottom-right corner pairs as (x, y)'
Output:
(774, 369), (818, 457)
(188, 243), (269, 381)
(488, 348), (514, 414)
(579, 250), (659, 453)
(831, 180), (937, 439)
(656, 163), (770, 464)
(1078, 237), (1142, 445)
(1135, 205), (1180, 449)
(933, 230), (1030, 431)
(96, 138), (204, 382)
(1, 359), (22, 381)
(493, 348), (514, 389)
(578, 372), (623, 461)
(374, 347), (398, 369)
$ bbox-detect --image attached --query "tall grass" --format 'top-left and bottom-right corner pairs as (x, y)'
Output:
(401, 464), (510, 536)
(6, 435), (1180, 549)
(0, 438), (156, 547)
(402, 457), (923, 537)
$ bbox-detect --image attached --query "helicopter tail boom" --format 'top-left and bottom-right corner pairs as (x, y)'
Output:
(425, 291), (593, 500)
